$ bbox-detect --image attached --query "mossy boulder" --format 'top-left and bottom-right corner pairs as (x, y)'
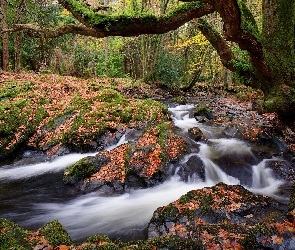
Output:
(63, 153), (111, 185)
(193, 104), (216, 121)
(264, 85), (295, 121)
(147, 182), (289, 249)
(0, 73), (169, 159)
(64, 122), (187, 193)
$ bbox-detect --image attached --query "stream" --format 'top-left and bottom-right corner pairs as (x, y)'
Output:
(0, 103), (289, 242)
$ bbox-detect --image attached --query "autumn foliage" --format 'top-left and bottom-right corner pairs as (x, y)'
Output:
(0, 72), (169, 159)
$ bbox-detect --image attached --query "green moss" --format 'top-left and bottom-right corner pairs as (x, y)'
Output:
(239, 222), (277, 248)
(237, 0), (260, 39)
(0, 81), (32, 100)
(39, 220), (72, 247)
(0, 100), (48, 157)
(64, 156), (105, 183)
(164, 1), (206, 20)
(0, 218), (31, 250)
(129, 235), (204, 250)
(261, 1), (295, 84)
(263, 86), (295, 118)
(172, 96), (186, 104)
(193, 104), (212, 117)
(179, 190), (196, 205)
(61, 0), (206, 33)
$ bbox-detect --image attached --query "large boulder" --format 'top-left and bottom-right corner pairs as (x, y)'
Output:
(63, 122), (187, 194)
(148, 182), (293, 249)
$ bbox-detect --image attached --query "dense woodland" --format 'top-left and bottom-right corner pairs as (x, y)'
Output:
(2, 0), (295, 249)
(1, 0), (295, 120)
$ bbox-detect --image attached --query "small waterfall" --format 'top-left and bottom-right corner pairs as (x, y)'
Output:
(248, 158), (284, 199)
(170, 103), (284, 196)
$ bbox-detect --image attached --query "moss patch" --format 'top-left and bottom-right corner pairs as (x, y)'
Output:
(0, 218), (31, 250)
(39, 220), (72, 247)
(0, 73), (169, 158)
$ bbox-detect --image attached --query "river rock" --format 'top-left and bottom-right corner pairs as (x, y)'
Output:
(179, 155), (205, 181)
(188, 127), (204, 141)
(258, 132), (289, 152)
(63, 153), (111, 185)
(148, 182), (292, 249)
(63, 122), (187, 194)
(193, 104), (216, 120)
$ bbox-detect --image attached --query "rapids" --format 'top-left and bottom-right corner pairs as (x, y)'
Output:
(0, 103), (288, 242)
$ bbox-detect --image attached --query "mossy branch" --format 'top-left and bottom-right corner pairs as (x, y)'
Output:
(57, 0), (215, 36)
(198, 18), (259, 88)
(5, 2), (214, 38)
(201, 0), (271, 84)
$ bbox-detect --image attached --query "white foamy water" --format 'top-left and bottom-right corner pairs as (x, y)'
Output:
(248, 158), (284, 199)
(0, 153), (95, 180)
(169, 104), (198, 132)
(25, 176), (209, 240)
(0, 104), (287, 241)
(0, 135), (128, 181)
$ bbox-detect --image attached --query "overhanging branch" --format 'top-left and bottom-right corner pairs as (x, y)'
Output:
(3, 24), (106, 38)
(198, 18), (259, 88)
(4, 2), (215, 38)
(57, 0), (215, 36)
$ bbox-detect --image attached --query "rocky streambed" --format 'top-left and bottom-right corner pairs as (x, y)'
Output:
(1, 95), (295, 249)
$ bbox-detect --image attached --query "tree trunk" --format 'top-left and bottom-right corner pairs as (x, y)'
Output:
(260, 0), (295, 120)
(104, 0), (109, 74)
(14, 32), (23, 73)
(1, 0), (9, 71)
(14, 0), (25, 73)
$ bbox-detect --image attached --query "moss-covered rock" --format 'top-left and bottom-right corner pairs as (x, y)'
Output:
(147, 182), (288, 249)
(63, 153), (110, 185)
(193, 104), (215, 120)
(264, 85), (295, 121)
(0, 218), (31, 250)
(172, 95), (186, 104)
(0, 73), (169, 159)
(63, 122), (187, 193)
(38, 220), (72, 247)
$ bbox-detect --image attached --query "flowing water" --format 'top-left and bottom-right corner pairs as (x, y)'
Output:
(0, 103), (289, 242)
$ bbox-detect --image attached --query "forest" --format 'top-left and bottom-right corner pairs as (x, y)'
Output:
(1, 0), (295, 249)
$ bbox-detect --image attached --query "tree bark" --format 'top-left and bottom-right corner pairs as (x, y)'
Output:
(197, 18), (259, 88)
(104, 0), (109, 74)
(14, 0), (25, 73)
(1, 0), (9, 71)
(260, 0), (295, 120)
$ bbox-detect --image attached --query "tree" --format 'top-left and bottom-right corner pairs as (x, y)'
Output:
(4, 0), (295, 120)
(1, 0), (9, 70)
